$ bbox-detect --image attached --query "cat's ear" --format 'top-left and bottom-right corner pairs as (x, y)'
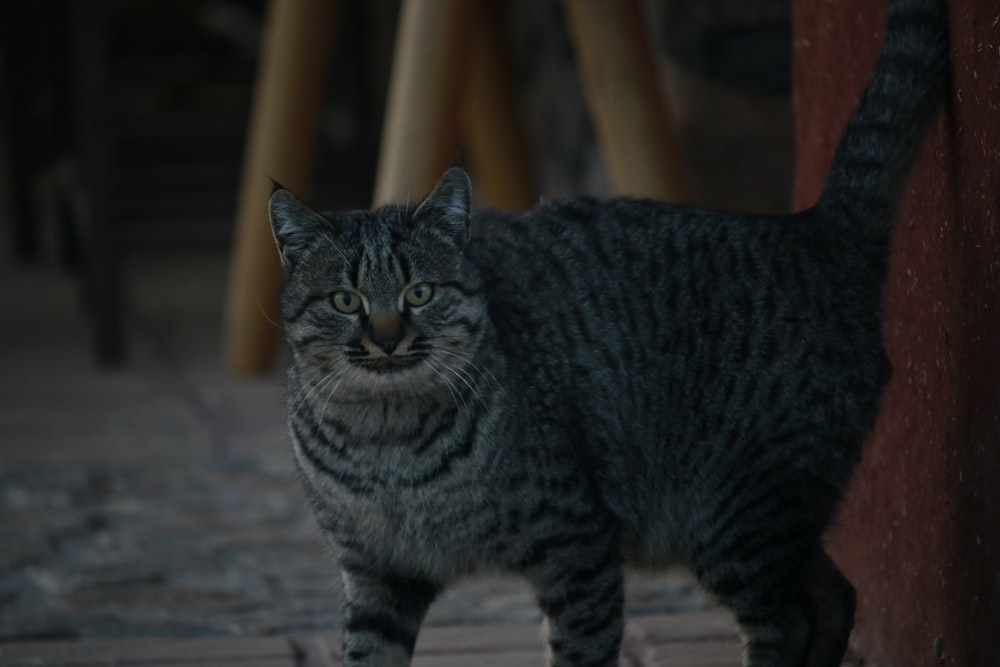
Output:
(268, 184), (329, 268)
(412, 167), (472, 244)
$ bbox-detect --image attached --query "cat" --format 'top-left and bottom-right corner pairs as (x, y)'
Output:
(268, 0), (947, 664)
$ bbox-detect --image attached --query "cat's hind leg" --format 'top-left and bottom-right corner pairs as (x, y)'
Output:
(687, 477), (835, 666)
(706, 548), (855, 667)
(802, 550), (855, 667)
(701, 547), (855, 667)
(700, 568), (815, 666)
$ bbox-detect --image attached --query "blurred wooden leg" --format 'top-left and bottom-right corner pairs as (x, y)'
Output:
(461, 0), (537, 211)
(372, 0), (473, 206)
(563, 0), (687, 201)
(70, 0), (124, 366)
(223, 0), (338, 374)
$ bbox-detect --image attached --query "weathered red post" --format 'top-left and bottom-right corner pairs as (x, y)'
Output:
(792, 1), (1000, 664)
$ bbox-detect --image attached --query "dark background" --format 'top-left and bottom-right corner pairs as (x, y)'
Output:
(0, 0), (794, 642)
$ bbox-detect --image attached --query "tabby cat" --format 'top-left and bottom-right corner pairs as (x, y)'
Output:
(269, 0), (947, 664)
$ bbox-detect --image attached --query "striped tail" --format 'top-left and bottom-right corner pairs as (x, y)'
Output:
(816, 0), (948, 234)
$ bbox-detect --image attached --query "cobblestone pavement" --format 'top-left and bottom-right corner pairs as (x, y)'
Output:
(0, 252), (707, 641)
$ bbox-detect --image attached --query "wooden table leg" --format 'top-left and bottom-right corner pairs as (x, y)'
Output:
(461, 0), (537, 211)
(563, 0), (687, 202)
(223, 0), (339, 374)
(372, 0), (473, 207)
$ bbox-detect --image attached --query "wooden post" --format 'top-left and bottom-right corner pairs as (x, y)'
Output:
(793, 1), (1000, 665)
(461, 0), (537, 211)
(372, 0), (473, 207)
(223, 0), (338, 374)
(563, 0), (687, 201)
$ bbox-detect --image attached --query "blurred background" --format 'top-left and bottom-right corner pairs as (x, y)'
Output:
(0, 0), (793, 642)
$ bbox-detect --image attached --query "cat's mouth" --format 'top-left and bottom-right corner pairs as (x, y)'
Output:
(353, 355), (425, 373)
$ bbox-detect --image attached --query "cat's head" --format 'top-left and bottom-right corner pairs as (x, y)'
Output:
(270, 168), (487, 401)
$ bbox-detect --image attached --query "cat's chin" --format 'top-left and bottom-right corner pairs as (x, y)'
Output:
(355, 356), (424, 373)
(340, 359), (449, 400)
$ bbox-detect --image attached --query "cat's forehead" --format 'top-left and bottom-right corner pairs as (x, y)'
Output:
(355, 204), (459, 256)
(355, 209), (395, 245)
(307, 203), (462, 287)
(338, 204), (413, 246)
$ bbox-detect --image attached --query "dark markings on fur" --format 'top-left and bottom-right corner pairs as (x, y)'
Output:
(397, 407), (485, 487)
(285, 294), (328, 324)
(268, 2), (948, 664)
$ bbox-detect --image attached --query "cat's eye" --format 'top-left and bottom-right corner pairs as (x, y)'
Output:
(404, 283), (434, 308)
(331, 290), (362, 314)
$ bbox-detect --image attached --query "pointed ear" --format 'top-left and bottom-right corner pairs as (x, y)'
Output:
(412, 167), (472, 244)
(268, 186), (330, 268)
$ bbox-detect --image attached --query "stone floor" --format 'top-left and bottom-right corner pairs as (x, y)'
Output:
(0, 248), (724, 663)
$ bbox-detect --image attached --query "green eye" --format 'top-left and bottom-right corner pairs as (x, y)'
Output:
(404, 282), (434, 307)
(331, 290), (362, 314)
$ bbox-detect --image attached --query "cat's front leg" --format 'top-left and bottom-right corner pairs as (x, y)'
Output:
(524, 532), (625, 667)
(338, 562), (440, 666)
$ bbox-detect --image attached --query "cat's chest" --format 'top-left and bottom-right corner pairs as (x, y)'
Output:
(352, 472), (474, 533)
(332, 457), (502, 576)
(302, 401), (508, 570)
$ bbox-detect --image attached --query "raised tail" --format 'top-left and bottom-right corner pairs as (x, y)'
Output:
(816, 0), (948, 234)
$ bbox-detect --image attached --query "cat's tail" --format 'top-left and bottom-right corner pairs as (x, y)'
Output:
(815, 0), (948, 235)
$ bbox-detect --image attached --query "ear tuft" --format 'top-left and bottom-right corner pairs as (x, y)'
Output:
(268, 188), (329, 268)
(413, 167), (472, 243)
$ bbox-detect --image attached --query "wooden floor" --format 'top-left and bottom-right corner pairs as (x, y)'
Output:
(0, 611), (742, 667)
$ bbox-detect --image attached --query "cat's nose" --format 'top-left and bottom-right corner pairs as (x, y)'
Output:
(368, 314), (404, 354)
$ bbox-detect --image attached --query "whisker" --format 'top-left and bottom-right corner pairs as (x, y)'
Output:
(435, 348), (502, 392)
(425, 358), (465, 411)
(446, 362), (488, 408)
(293, 368), (340, 411)
(320, 365), (356, 419)
(292, 361), (350, 416)
(319, 228), (354, 270)
(256, 298), (284, 331)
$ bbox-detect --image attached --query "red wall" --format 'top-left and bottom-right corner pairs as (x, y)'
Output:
(792, 1), (1000, 665)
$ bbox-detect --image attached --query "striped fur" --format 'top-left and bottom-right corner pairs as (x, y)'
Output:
(270, 2), (947, 665)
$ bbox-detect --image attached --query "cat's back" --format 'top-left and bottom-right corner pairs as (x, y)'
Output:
(469, 197), (884, 352)
(468, 199), (890, 546)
